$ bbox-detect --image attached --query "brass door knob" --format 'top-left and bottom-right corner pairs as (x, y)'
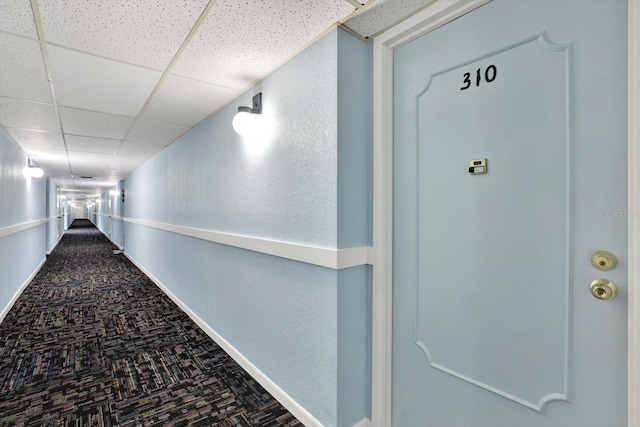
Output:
(590, 279), (617, 300)
(591, 251), (617, 271)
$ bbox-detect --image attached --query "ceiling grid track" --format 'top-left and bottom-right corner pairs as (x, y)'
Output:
(342, 0), (366, 8)
(118, 0), (219, 145)
(29, 0), (80, 191)
(2, 0), (442, 197)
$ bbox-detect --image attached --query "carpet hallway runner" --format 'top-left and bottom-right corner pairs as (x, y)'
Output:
(0, 219), (302, 426)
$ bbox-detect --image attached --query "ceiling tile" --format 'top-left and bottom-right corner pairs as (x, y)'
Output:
(5, 128), (64, 150)
(68, 150), (113, 174)
(49, 174), (74, 188)
(144, 74), (239, 126)
(71, 169), (106, 179)
(0, 0), (38, 38)
(117, 141), (165, 157)
(103, 166), (136, 178)
(70, 177), (105, 188)
(60, 106), (134, 139)
(342, 0), (433, 38)
(87, 178), (119, 188)
(126, 111), (191, 145)
(171, 0), (355, 88)
(108, 154), (147, 172)
(0, 97), (60, 132)
(64, 187), (102, 196)
(0, 33), (52, 102)
(38, 0), (208, 70)
(47, 44), (163, 116)
(65, 135), (122, 154)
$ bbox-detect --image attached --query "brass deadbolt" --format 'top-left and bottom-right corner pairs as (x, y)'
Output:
(590, 279), (617, 300)
(590, 251), (617, 271)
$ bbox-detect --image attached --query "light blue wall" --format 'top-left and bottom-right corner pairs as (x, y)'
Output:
(337, 29), (373, 249)
(92, 190), (109, 233)
(125, 222), (340, 423)
(337, 265), (372, 426)
(90, 183), (124, 249)
(63, 198), (73, 229)
(124, 28), (372, 426)
(126, 36), (339, 247)
(45, 178), (60, 253)
(336, 30), (373, 427)
(0, 126), (46, 316)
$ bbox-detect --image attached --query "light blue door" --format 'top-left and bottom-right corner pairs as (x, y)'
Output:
(392, 1), (628, 426)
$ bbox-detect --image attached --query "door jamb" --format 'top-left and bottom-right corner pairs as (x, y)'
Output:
(628, 1), (639, 425)
(371, 1), (639, 426)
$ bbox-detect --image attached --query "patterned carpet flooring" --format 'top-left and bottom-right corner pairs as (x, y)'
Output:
(0, 220), (302, 427)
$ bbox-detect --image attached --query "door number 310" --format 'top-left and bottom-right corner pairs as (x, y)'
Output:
(460, 65), (497, 90)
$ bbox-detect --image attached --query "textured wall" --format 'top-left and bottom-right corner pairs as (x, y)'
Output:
(336, 30), (372, 426)
(63, 198), (73, 229)
(93, 190), (109, 232)
(337, 30), (372, 250)
(90, 183), (125, 249)
(0, 128), (46, 228)
(45, 178), (59, 253)
(125, 222), (340, 424)
(124, 28), (372, 427)
(125, 30), (340, 426)
(126, 35), (338, 248)
(0, 126), (46, 316)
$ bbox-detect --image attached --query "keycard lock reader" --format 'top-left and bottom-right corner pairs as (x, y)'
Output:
(469, 158), (487, 175)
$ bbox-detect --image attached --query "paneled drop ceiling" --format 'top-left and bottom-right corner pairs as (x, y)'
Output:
(0, 0), (434, 200)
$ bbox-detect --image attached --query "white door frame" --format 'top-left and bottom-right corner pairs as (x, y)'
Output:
(370, 1), (640, 426)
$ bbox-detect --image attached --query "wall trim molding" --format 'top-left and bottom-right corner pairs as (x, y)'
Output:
(124, 252), (324, 427)
(91, 212), (124, 221)
(0, 257), (46, 324)
(629, 0), (640, 424)
(0, 218), (49, 239)
(124, 217), (372, 270)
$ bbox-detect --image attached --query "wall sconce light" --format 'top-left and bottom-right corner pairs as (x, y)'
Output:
(24, 157), (44, 178)
(109, 188), (118, 196)
(232, 93), (262, 136)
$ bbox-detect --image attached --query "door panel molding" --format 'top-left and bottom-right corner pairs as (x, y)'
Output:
(372, 0), (638, 426)
(413, 31), (572, 412)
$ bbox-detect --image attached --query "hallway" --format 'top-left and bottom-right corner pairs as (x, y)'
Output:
(0, 220), (301, 426)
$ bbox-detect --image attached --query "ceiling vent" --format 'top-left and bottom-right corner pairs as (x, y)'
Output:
(79, 176), (94, 179)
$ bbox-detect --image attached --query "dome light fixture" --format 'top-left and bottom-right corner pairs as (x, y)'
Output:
(232, 93), (262, 136)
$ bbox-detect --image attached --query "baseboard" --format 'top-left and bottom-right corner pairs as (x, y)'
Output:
(46, 232), (63, 255)
(94, 224), (124, 251)
(353, 418), (372, 427)
(0, 257), (46, 324)
(123, 252), (324, 427)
